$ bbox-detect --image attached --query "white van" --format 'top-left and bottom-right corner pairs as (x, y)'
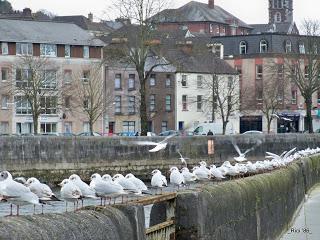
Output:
(192, 122), (235, 135)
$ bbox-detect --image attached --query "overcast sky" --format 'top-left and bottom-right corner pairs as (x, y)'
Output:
(9, 0), (318, 27)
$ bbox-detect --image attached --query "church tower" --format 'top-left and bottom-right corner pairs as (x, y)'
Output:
(269, 0), (293, 24)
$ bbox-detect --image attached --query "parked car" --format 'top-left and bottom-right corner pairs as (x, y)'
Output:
(158, 130), (179, 136)
(242, 130), (263, 135)
(77, 132), (102, 136)
(40, 132), (59, 136)
(193, 122), (235, 135)
(117, 131), (136, 137)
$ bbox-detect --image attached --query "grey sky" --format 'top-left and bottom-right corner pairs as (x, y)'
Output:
(9, 0), (317, 27)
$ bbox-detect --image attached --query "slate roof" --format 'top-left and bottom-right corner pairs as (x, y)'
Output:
(250, 23), (298, 34)
(0, 19), (105, 46)
(53, 15), (113, 33)
(151, 1), (251, 29)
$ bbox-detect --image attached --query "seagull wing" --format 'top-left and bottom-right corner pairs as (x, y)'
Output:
(283, 147), (296, 159)
(266, 152), (280, 158)
(177, 149), (183, 158)
(232, 142), (242, 156)
(160, 133), (176, 144)
(132, 141), (158, 146)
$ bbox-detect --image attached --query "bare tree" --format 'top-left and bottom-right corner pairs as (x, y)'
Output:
(202, 74), (240, 135)
(4, 56), (61, 134)
(105, 0), (169, 135)
(286, 20), (320, 133)
(69, 63), (108, 136)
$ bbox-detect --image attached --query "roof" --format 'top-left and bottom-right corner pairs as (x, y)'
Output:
(152, 1), (251, 29)
(0, 19), (105, 46)
(250, 23), (299, 35)
(165, 49), (238, 75)
(53, 15), (113, 33)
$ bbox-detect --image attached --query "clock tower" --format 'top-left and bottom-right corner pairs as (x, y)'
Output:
(269, 0), (293, 24)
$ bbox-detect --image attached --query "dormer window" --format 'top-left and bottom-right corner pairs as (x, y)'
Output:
(259, 40), (268, 53)
(239, 41), (247, 55)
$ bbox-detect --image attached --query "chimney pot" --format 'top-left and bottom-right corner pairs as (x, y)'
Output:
(88, 13), (93, 22)
(208, 0), (215, 9)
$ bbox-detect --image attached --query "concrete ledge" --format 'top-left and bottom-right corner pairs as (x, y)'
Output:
(0, 205), (146, 240)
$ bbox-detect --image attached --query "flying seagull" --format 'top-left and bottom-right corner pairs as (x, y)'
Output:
(232, 140), (262, 162)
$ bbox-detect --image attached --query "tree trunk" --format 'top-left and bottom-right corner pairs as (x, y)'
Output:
(139, 73), (148, 136)
(222, 120), (227, 135)
(89, 119), (94, 136)
(267, 118), (271, 134)
(33, 114), (39, 135)
(305, 96), (313, 133)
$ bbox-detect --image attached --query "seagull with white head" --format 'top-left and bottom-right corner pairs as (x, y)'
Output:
(59, 179), (82, 212)
(169, 166), (185, 188)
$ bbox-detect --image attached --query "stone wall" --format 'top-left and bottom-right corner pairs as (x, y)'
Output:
(175, 155), (320, 240)
(1, 134), (320, 182)
(0, 205), (146, 240)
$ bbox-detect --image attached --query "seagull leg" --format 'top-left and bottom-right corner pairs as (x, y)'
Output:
(100, 197), (103, 206)
(16, 205), (19, 216)
(33, 204), (36, 214)
(41, 204), (44, 215)
(73, 201), (76, 212)
(65, 201), (68, 212)
(9, 204), (13, 216)
(81, 199), (84, 208)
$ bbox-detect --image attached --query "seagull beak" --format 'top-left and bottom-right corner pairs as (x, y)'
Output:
(58, 182), (63, 186)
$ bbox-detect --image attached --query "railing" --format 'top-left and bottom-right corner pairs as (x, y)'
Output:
(131, 192), (176, 240)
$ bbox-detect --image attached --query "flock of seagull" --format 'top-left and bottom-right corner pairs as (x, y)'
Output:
(0, 136), (320, 216)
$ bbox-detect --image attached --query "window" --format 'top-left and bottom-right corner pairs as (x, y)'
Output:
(239, 41), (247, 55)
(83, 46), (89, 58)
(213, 43), (222, 57)
(277, 64), (284, 79)
(1, 95), (8, 109)
(299, 42), (305, 54)
(256, 65), (263, 79)
(181, 75), (187, 87)
(128, 74), (135, 90)
(1, 68), (9, 81)
(64, 122), (72, 133)
(291, 90), (297, 105)
(65, 45), (71, 58)
(197, 75), (203, 88)
(182, 95), (188, 111)
(83, 122), (90, 132)
(83, 98), (89, 109)
(273, 0), (283, 8)
(42, 70), (57, 89)
(228, 76), (233, 88)
(82, 70), (90, 83)
(165, 74), (171, 87)
(256, 87), (263, 101)
(149, 94), (155, 111)
(274, 12), (281, 23)
(115, 74), (121, 89)
(197, 95), (202, 111)
(165, 95), (171, 111)
(235, 66), (242, 79)
(16, 69), (32, 88)
(128, 96), (135, 114)
(40, 44), (57, 57)
(0, 122), (9, 134)
(1, 42), (8, 55)
(149, 74), (156, 86)
(65, 96), (71, 109)
(115, 95), (121, 113)
(64, 70), (72, 84)
(260, 40), (268, 53)
(16, 122), (33, 134)
(209, 24), (214, 33)
(15, 96), (32, 114)
(16, 43), (33, 55)
(40, 96), (57, 114)
(285, 40), (292, 53)
(161, 121), (168, 132)
(40, 123), (57, 133)
(123, 121), (135, 132)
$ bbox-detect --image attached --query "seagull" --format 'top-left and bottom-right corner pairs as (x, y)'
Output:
(14, 177), (27, 185)
(91, 173), (126, 205)
(151, 170), (167, 194)
(177, 149), (189, 166)
(123, 134), (176, 152)
(69, 174), (97, 207)
(232, 140), (262, 162)
(0, 171), (40, 216)
(59, 179), (82, 212)
(113, 174), (141, 194)
(180, 167), (198, 183)
(125, 173), (148, 192)
(209, 165), (226, 180)
(266, 147), (296, 164)
(169, 167), (185, 188)
(192, 166), (211, 180)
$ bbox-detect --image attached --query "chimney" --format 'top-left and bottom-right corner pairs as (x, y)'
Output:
(22, 8), (32, 16)
(88, 12), (93, 22)
(208, 0), (215, 9)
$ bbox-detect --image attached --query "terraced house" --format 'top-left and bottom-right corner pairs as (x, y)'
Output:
(0, 19), (104, 135)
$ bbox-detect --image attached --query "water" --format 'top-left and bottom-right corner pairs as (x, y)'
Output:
(281, 184), (320, 240)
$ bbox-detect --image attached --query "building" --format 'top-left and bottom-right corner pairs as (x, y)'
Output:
(151, 0), (252, 36)
(211, 33), (320, 133)
(250, 0), (298, 34)
(0, 19), (104, 135)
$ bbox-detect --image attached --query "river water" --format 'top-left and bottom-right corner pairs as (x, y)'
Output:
(280, 184), (320, 240)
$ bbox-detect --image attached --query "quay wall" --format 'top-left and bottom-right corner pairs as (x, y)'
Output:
(175, 155), (320, 240)
(0, 134), (320, 182)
